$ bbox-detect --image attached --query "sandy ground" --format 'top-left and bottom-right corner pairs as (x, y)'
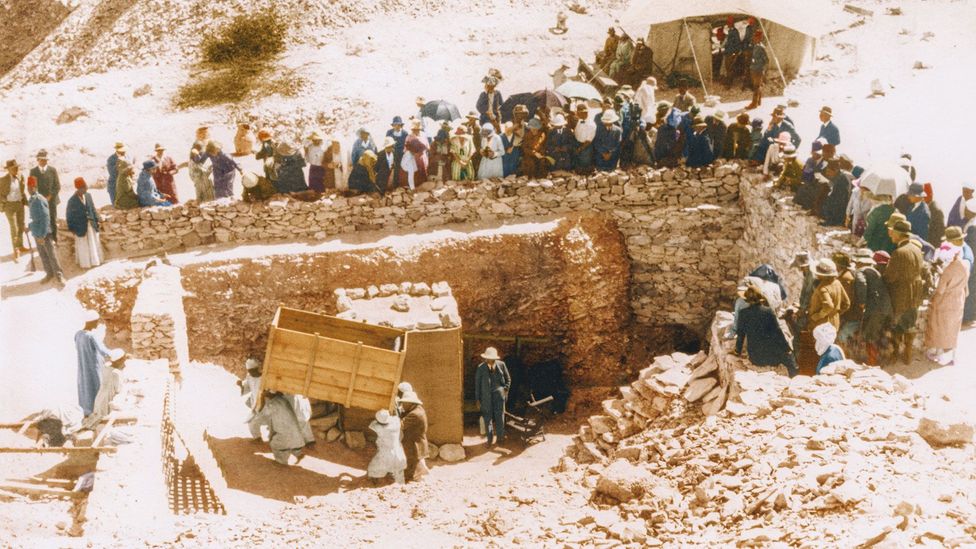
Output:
(2, 0), (976, 545)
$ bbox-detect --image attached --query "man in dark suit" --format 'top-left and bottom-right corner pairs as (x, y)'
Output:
(376, 136), (397, 194)
(474, 346), (511, 446)
(30, 149), (60, 242)
(816, 106), (841, 146)
(476, 76), (503, 130)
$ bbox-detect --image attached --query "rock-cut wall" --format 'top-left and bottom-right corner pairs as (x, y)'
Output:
(69, 165), (751, 332)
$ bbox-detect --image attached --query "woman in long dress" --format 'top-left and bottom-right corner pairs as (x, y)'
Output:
(477, 123), (505, 180)
(924, 239), (970, 365)
(65, 177), (102, 269)
(112, 159), (139, 209)
(400, 120), (429, 190)
(450, 127), (474, 181)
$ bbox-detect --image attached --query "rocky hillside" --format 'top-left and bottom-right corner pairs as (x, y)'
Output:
(0, 0), (70, 79)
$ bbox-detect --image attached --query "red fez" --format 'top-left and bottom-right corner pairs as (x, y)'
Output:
(74, 177), (87, 190)
(873, 251), (890, 265)
(27, 175), (37, 188)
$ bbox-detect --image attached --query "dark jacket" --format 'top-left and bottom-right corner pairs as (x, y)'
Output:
(735, 304), (793, 367)
(817, 121), (841, 146)
(30, 166), (60, 205)
(821, 172), (852, 226)
(476, 90), (504, 125)
(274, 154), (308, 194)
(400, 404), (428, 463)
(0, 173), (26, 206)
(685, 130), (714, 168)
(884, 239), (925, 317)
(66, 192), (99, 237)
(593, 124), (622, 171)
(376, 149), (396, 192)
(474, 361), (511, 410)
(546, 128), (576, 171)
(905, 201), (931, 242)
(856, 266), (892, 318)
(927, 200), (946, 249)
(946, 196), (968, 228)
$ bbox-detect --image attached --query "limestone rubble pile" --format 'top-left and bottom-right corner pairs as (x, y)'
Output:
(564, 315), (976, 546)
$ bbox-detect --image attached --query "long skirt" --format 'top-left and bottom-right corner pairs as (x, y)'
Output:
(75, 227), (103, 269)
(191, 167), (215, 203)
(308, 165), (326, 193)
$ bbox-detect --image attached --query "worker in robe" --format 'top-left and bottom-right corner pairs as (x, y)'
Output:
(82, 349), (126, 429)
(287, 393), (315, 446)
(150, 144), (179, 204)
(399, 391), (429, 481)
(75, 309), (113, 417)
(368, 409), (407, 485)
(239, 358), (263, 409)
(251, 391), (306, 465)
(573, 104), (596, 174)
(475, 347), (511, 447)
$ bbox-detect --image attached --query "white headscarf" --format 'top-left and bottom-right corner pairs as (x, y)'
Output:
(813, 323), (837, 356)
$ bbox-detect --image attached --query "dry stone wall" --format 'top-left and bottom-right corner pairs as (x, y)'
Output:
(73, 165), (750, 332)
(130, 263), (190, 371)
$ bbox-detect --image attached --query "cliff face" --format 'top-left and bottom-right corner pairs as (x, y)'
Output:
(0, 0), (71, 79)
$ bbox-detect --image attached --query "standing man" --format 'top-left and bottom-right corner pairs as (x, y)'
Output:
(573, 104), (596, 174)
(386, 117), (408, 189)
(477, 76), (504, 131)
(399, 391), (429, 482)
(106, 142), (127, 205)
(151, 144), (179, 204)
(75, 309), (113, 417)
(28, 176), (65, 287)
(30, 150), (60, 242)
(0, 159), (27, 259)
(474, 347), (511, 447)
(946, 183), (974, 228)
(65, 178), (102, 269)
(904, 183), (931, 243)
(852, 249), (891, 365)
(816, 106), (841, 146)
(744, 31), (768, 110)
(722, 16), (742, 86)
(884, 219), (926, 364)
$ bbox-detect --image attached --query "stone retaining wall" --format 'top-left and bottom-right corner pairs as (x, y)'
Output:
(69, 165), (749, 332)
(130, 263), (189, 370)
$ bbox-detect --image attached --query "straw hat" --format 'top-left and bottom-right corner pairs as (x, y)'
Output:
(551, 114), (567, 127)
(114, 142), (126, 151)
(307, 131), (323, 141)
(481, 347), (501, 360)
(601, 110), (620, 124)
(852, 248), (876, 265)
(791, 251), (811, 268)
(398, 381), (413, 394)
(375, 409), (391, 425)
(399, 391), (423, 405)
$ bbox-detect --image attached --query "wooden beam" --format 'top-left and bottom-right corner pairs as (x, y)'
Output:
(461, 333), (551, 344)
(0, 446), (116, 454)
(344, 342), (363, 408)
(91, 416), (116, 448)
(0, 481), (85, 499)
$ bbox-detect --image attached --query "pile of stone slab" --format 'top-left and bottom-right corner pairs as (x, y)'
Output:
(561, 312), (976, 546)
(308, 408), (465, 463)
(334, 281), (460, 330)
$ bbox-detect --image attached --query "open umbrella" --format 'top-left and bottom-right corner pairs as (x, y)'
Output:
(858, 163), (912, 198)
(555, 81), (602, 102)
(531, 88), (567, 111)
(420, 100), (461, 122)
(501, 92), (536, 122)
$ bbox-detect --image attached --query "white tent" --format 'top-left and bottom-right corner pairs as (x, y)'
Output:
(619, 0), (841, 88)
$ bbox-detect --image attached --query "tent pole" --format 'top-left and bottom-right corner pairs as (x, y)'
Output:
(682, 18), (709, 98)
(756, 18), (788, 90)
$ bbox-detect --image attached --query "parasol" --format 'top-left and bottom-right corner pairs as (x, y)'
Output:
(858, 163), (912, 198)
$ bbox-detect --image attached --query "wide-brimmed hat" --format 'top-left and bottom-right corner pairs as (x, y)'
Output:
(454, 126), (468, 136)
(4, 159), (18, 169)
(465, 111), (479, 120)
(375, 409), (391, 425)
(383, 136), (396, 149)
(692, 115), (706, 127)
(944, 226), (965, 244)
(551, 114), (567, 127)
(82, 309), (100, 323)
(811, 141), (824, 152)
(142, 159), (158, 170)
(601, 111), (620, 124)
(791, 251), (811, 268)
(782, 145), (797, 159)
(398, 381), (413, 394)
(886, 212), (907, 228)
(307, 131), (323, 141)
(814, 258), (839, 278)
(513, 104), (529, 114)
(853, 248), (875, 265)
(481, 347), (501, 360)
(277, 142), (296, 156)
(907, 182), (925, 197)
(820, 106), (833, 116)
(242, 171), (260, 189)
(391, 116), (404, 126)
(257, 129), (272, 140)
(527, 118), (543, 130)
(713, 110), (726, 121)
(399, 391), (423, 405)
(114, 141), (126, 150)
(890, 219), (912, 235)
(36, 149), (48, 159)
(775, 131), (792, 145)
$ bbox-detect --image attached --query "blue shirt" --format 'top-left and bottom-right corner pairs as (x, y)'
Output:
(816, 344), (845, 374)
(28, 193), (51, 239)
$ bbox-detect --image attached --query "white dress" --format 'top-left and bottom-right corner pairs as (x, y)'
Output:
(75, 220), (103, 269)
(477, 134), (505, 180)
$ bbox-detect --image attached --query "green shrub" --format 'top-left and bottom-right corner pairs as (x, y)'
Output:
(202, 10), (286, 65)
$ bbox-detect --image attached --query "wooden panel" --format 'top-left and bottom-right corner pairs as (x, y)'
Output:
(401, 328), (464, 444)
(260, 307), (408, 410)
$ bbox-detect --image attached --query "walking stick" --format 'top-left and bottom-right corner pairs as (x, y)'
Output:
(24, 230), (36, 272)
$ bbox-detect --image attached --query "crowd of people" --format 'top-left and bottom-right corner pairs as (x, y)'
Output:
(732, 131), (975, 373)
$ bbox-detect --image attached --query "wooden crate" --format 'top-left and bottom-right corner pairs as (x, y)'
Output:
(259, 307), (407, 411)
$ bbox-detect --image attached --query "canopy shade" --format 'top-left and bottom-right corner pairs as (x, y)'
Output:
(619, 0), (837, 37)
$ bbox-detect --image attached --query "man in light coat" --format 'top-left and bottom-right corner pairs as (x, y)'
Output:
(474, 347), (511, 447)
